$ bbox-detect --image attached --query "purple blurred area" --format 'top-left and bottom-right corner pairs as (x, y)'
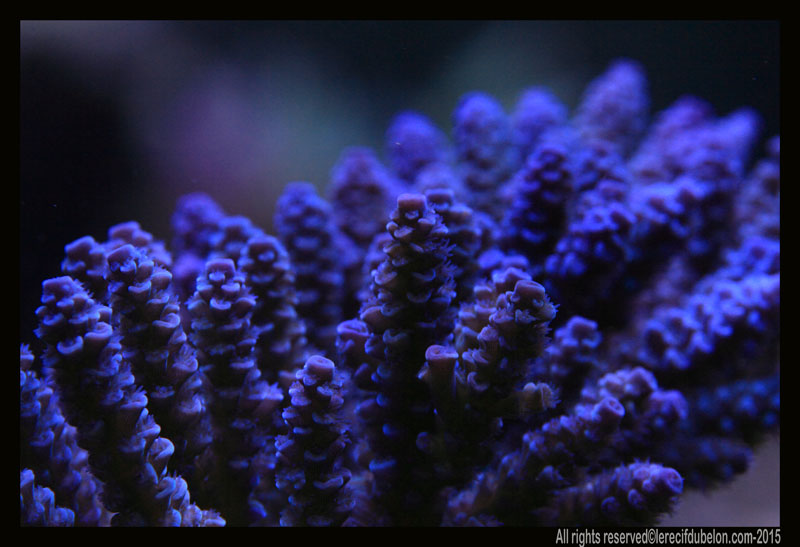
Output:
(19, 20), (779, 525)
(665, 437), (780, 526)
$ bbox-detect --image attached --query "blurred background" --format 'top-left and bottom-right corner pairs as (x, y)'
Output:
(19, 20), (779, 525)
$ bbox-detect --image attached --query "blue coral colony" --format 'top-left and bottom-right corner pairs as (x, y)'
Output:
(20, 59), (779, 527)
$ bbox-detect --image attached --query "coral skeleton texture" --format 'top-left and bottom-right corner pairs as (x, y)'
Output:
(20, 59), (779, 527)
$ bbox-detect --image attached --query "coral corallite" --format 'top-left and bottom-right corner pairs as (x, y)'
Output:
(20, 59), (779, 527)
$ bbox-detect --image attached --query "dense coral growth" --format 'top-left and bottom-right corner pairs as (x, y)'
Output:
(20, 59), (778, 527)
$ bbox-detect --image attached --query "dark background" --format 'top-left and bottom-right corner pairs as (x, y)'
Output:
(19, 20), (780, 524)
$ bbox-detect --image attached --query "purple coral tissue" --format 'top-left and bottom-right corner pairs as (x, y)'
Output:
(21, 58), (778, 527)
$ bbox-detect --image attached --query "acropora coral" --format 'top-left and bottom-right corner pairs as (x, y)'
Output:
(20, 58), (779, 527)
